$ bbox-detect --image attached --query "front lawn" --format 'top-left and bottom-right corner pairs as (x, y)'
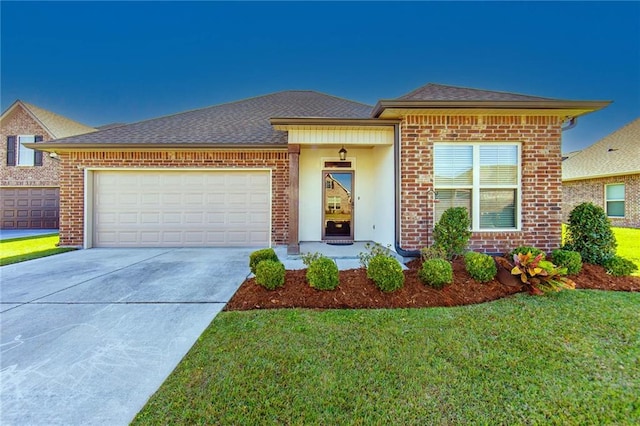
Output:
(0, 234), (75, 266)
(134, 291), (640, 424)
(613, 227), (640, 276)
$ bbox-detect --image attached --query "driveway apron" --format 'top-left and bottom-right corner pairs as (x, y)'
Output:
(0, 248), (251, 425)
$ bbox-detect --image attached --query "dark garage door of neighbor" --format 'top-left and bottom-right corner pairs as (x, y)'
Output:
(1, 187), (59, 229)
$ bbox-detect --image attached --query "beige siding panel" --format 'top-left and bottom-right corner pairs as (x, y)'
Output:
(288, 128), (394, 145)
(93, 170), (270, 247)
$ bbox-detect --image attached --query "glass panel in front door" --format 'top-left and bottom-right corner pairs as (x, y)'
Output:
(323, 172), (353, 239)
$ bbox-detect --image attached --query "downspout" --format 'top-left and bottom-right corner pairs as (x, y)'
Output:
(394, 122), (421, 258)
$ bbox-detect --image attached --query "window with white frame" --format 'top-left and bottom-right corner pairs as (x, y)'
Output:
(17, 135), (36, 166)
(605, 183), (625, 218)
(434, 143), (520, 230)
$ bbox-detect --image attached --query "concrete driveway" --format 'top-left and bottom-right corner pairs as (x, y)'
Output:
(0, 248), (251, 425)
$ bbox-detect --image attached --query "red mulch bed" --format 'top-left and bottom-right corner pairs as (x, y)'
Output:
(225, 257), (640, 311)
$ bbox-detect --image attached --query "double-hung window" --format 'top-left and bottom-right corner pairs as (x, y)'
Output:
(434, 143), (520, 231)
(6, 135), (43, 166)
(605, 184), (625, 218)
(17, 135), (36, 166)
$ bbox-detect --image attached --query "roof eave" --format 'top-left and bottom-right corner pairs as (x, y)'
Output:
(270, 117), (400, 129)
(23, 142), (289, 152)
(563, 170), (640, 181)
(371, 100), (612, 118)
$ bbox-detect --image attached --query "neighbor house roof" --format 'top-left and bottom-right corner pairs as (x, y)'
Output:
(0, 100), (96, 138)
(562, 117), (640, 181)
(32, 91), (373, 149)
(371, 83), (610, 118)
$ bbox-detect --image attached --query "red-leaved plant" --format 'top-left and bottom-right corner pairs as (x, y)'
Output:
(511, 252), (576, 295)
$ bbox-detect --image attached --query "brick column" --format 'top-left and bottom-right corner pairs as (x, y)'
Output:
(287, 144), (300, 254)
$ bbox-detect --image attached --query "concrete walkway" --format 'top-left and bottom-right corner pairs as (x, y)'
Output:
(0, 248), (251, 425)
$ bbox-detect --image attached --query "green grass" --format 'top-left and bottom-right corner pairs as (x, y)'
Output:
(134, 291), (640, 425)
(0, 234), (75, 266)
(613, 227), (640, 276)
(563, 225), (640, 276)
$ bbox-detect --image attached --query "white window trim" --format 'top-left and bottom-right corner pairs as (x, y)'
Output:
(434, 142), (522, 232)
(604, 183), (625, 218)
(17, 135), (36, 167)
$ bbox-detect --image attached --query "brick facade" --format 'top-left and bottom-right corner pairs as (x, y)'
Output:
(57, 150), (289, 247)
(0, 105), (58, 187)
(399, 115), (563, 254)
(563, 174), (640, 228)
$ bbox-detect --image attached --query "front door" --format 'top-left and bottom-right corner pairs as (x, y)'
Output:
(322, 171), (354, 240)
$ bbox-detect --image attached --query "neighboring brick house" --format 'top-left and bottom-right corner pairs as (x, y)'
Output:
(563, 118), (640, 228)
(1, 100), (96, 229)
(30, 83), (608, 254)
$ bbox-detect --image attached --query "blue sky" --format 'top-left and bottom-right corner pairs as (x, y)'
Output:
(2, 1), (638, 152)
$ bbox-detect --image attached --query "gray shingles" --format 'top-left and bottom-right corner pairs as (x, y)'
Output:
(396, 83), (557, 101)
(47, 91), (372, 146)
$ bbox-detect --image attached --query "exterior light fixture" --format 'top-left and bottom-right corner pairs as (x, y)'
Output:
(339, 146), (347, 161)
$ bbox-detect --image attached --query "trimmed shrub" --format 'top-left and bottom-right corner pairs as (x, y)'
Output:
(419, 258), (453, 289)
(420, 246), (447, 262)
(300, 251), (322, 267)
(255, 260), (285, 290)
(249, 248), (279, 274)
(358, 243), (394, 268)
(563, 202), (617, 265)
(510, 246), (546, 260)
(433, 207), (472, 260)
(367, 255), (405, 293)
(551, 249), (582, 275)
(603, 256), (638, 277)
(306, 257), (340, 290)
(464, 252), (497, 283)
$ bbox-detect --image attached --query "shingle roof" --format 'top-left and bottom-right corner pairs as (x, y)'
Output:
(1, 100), (96, 138)
(562, 118), (640, 180)
(44, 91), (372, 146)
(396, 83), (557, 101)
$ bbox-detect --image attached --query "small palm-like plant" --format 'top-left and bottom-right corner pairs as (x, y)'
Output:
(511, 252), (575, 295)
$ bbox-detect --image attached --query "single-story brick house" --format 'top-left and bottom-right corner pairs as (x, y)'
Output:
(563, 117), (639, 228)
(1, 100), (96, 229)
(29, 83), (608, 254)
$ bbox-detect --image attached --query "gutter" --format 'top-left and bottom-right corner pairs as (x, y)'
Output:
(393, 122), (421, 258)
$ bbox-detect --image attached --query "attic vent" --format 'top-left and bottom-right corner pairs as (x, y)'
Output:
(607, 148), (619, 152)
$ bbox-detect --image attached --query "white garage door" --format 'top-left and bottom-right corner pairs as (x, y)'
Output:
(92, 170), (270, 247)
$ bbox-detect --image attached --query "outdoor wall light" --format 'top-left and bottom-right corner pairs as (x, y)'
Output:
(339, 146), (347, 161)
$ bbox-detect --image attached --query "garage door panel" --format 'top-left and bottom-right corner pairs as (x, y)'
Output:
(0, 187), (59, 229)
(93, 170), (270, 247)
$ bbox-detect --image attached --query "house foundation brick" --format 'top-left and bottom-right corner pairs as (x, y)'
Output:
(399, 115), (563, 254)
(58, 150), (289, 247)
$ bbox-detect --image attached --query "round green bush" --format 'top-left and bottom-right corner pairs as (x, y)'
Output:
(419, 258), (453, 289)
(306, 257), (339, 290)
(563, 202), (617, 265)
(551, 249), (582, 275)
(433, 207), (472, 260)
(367, 255), (405, 292)
(510, 246), (546, 260)
(255, 260), (285, 290)
(463, 252), (497, 283)
(603, 255), (638, 277)
(249, 248), (279, 274)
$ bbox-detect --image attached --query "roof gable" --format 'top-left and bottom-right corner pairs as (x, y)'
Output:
(0, 100), (96, 138)
(563, 118), (640, 180)
(40, 91), (373, 147)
